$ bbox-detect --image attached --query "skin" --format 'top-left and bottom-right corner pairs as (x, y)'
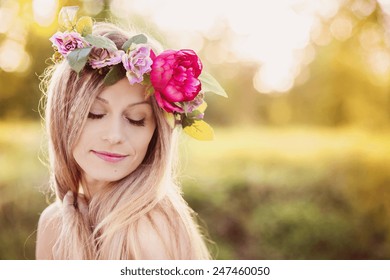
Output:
(36, 192), (176, 259)
(36, 78), (176, 259)
(72, 78), (156, 199)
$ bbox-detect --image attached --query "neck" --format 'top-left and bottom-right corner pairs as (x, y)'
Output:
(80, 176), (108, 201)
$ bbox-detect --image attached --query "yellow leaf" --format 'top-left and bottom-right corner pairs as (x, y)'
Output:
(183, 120), (214, 141)
(197, 101), (207, 113)
(163, 111), (175, 129)
(76, 16), (93, 36)
(58, 6), (79, 31)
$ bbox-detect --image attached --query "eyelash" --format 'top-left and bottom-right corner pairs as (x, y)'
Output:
(88, 112), (104, 120)
(127, 118), (145, 127)
(88, 113), (145, 127)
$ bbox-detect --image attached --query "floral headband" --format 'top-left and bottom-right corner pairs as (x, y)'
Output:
(49, 6), (227, 141)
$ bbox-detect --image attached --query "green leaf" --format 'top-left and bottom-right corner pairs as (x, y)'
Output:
(143, 76), (155, 98)
(182, 115), (195, 128)
(122, 34), (148, 51)
(103, 64), (126, 86)
(183, 119), (215, 141)
(141, 74), (151, 86)
(76, 16), (93, 36)
(84, 35), (118, 51)
(67, 47), (92, 74)
(145, 85), (154, 98)
(186, 102), (207, 119)
(199, 71), (228, 98)
(187, 110), (202, 120)
(58, 6), (79, 32)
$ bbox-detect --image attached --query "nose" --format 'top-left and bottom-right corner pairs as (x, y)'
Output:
(102, 116), (125, 144)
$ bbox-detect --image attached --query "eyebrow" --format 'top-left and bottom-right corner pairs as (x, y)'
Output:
(96, 96), (151, 108)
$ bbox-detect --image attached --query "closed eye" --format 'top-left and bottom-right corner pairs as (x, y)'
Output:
(127, 118), (145, 127)
(88, 112), (105, 119)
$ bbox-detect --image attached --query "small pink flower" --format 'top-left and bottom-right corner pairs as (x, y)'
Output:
(122, 44), (153, 85)
(150, 49), (202, 113)
(186, 93), (205, 116)
(89, 48), (125, 69)
(50, 31), (89, 57)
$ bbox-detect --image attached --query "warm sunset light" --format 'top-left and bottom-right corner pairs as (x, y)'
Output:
(110, 0), (319, 94)
(2, 0), (390, 264)
(2, 0), (389, 92)
(0, 39), (30, 73)
(109, 0), (374, 94)
(32, 0), (58, 27)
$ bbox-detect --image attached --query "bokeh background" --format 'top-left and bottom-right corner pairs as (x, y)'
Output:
(1, 0), (390, 260)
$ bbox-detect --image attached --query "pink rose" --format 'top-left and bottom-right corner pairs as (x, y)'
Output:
(89, 48), (125, 69)
(150, 49), (202, 113)
(50, 31), (89, 57)
(122, 44), (154, 85)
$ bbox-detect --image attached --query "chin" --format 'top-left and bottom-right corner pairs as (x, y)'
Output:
(88, 170), (132, 184)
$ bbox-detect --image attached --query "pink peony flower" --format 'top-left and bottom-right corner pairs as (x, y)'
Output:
(122, 44), (153, 85)
(50, 31), (89, 57)
(150, 49), (202, 113)
(89, 48), (125, 69)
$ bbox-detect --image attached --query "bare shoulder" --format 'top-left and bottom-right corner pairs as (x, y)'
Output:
(36, 202), (61, 260)
(136, 207), (188, 259)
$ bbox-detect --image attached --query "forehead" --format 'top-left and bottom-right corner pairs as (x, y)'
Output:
(97, 78), (148, 105)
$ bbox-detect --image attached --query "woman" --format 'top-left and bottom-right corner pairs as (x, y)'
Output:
(36, 7), (225, 260)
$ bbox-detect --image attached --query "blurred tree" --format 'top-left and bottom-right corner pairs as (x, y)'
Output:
(200, 0), (390, 127)
(0, 0), (111, 118)
(1, 0), (389, 127)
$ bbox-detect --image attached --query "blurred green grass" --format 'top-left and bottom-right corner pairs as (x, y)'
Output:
(0, 121), (49, 259)
(1, 121), (390, 259)
(180, 126), (390, 259)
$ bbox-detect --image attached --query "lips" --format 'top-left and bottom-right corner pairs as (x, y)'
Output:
(91, 150), (128, 163)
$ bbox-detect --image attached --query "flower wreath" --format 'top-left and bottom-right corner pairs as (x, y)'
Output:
(49, 6), (227, 141)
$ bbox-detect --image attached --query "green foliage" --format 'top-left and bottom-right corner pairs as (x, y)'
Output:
(1, 0), (390, 260)
(76, 16), (93, 36)
(58, 6), (79, 32)
(1, 123), (390, 259)
(1, 0), (389, 128)
(121, 34), (148, 52)
(103, 64), (126, 86)
(0, 122), (49, 259)
(84, 34), (118, 51)
(179, 126), (390, 259)
(199, 71), (228, 98)
(67, 47), (92, 74)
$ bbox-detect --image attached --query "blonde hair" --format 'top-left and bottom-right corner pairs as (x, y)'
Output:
(41, 22), (211, 259)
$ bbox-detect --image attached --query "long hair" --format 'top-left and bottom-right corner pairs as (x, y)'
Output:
(40, 22), (210, 259)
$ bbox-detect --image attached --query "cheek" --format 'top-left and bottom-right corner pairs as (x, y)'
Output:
(72, 124), (94, 159)
(72, 135), (86, 165)
(133, 126), (156, 154)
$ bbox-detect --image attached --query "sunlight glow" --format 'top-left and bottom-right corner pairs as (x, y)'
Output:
(359, 23), (382, 51)
(0, 2), (19, 34)
(378, 0), (390, 15)
(110, 0), (336, 94)
(0, 40), (31, 73)
(314, 0), (341, 19)
(330, 16), (353, 41)
(351, 0), (376, 18)
(368, 49), (390, 75)
(32, 0), (58, 27)
(82, 0), (104, 16)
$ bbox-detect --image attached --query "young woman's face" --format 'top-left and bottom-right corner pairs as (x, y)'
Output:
(73, 78), (156, 189)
